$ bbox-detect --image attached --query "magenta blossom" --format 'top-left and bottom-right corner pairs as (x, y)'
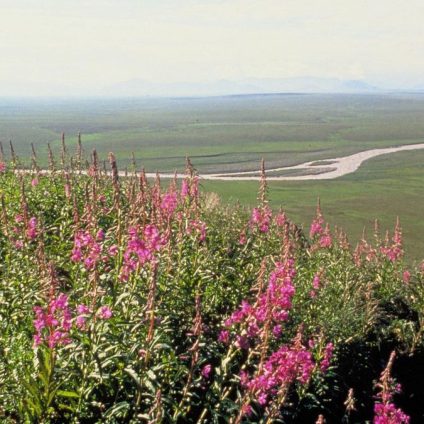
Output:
(120, 224), (167, 281)
(250, 205), (272, 233)
(161, 191), (178, 216)
(201, 364), (212, 379)
(402, 270), (411, 284)
(71, 229), (104, 270)
(98, 306), (112, 320)
(27, 217), (38, 240)
(320, 342), (334, 373)
(242, 338), (315, 407)
(223, 259), (296, 344)
(33, 293), (72, 348)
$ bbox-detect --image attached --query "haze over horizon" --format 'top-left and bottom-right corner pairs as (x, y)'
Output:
(1, 0), (424, 97)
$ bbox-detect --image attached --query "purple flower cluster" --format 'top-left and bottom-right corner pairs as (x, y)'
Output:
(98, 305), (113, 320)
(309, 206), (333, 249)
(201, 364), (212, 379)
(33, 293), (72, 348)
(275, 211), (287, 228)
(9, 215), (39, 248)
(250, 205), (272, 233)
(374, 352), (409, 424)
(241, 340), (315, 406)
(160, 191), (178, 217)
(181, 176), (199, 200)
(223, 259), (296, 346)
(76, 304), (90, 329)
(120, 224), (166, 281)
(71, 229), (104, 270)
(319, 342), (334, 373)
(310, 209), (324, 238)
(380, 221), (403, 262)
(319, 224), (332, 248)
(181, 179), (190, 198)
(26, 217), (38, 240)
(374, 402), (410, 424)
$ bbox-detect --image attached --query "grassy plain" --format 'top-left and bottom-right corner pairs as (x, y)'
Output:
(2, 94), (424, 172)
(1, 93), (424, 261)
(203, 149), (424, 263)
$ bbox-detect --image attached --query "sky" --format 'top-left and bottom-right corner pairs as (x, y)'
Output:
(0, 0), (424, 96)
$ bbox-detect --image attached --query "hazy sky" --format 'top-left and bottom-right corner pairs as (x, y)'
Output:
(1, 0), (424, 95)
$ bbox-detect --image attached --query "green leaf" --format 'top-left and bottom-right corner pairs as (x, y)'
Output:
(56, 390), (80, 399)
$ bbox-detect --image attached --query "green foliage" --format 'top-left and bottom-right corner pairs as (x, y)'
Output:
(0, 159), (423, 423)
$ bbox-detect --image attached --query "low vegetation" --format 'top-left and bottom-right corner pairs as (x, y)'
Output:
(0, 145), (423, 423)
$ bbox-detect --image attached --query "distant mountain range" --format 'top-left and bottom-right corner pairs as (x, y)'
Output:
(2, 77), (424, 98)
(103, 77), (383, 97)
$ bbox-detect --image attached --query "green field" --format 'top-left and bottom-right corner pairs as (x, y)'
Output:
(1, 93), (424, 262)
(203, 148), (424, 263)
(2, 94), (424, 172)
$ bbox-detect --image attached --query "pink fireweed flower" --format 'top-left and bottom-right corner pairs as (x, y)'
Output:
(239, 229), (247, 245)
(320, 342), (334, 373)
(26, 217), (38, 240)
(181, 179), (190, 198)
(76, 315), (86, 329)
(241, 403), (253, 418)
(120, 224), (167, 281)
(373, 352), (410, 424)
(108, 244), (118, 256)
(96, 229), (105, 241)
(374, 403), (410, 424)
(312, 274), (320, 290)
(14, 240), (24, 249)
(235, 335), (249, 350)
(71, 229), (103, 270)
(222, 258), (296, 345)
(31, 178), (39, 187)
(190, 176), (199, 198)
(218, 330), (230, 344)
(98, 306), (112, 320)
(0, 162), (6, 173)
(243, 338), (315, 406)
(76, 304), (90, 329)
(272, 324), (282, 338)
(33, 293), (72, 348)
(201, 364), (212, 379)
(319, 224), (332, 248)
(275, 211), (287, 227)
(310, 203), (324, 238)
(160, 191), (178, 216)
(310, 273), (322, 298)
(250, 205), (272, 233)
(77, 304), (90, 314)
(15, 214), (23, 223)
(258, 392), (268, 406)
(380, 219), (403, 262)
(402, 270), (411, 284)
(380, 245), (403, 262)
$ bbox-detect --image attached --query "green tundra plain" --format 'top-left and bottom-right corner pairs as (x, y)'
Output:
(1, 93), (424, 261)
